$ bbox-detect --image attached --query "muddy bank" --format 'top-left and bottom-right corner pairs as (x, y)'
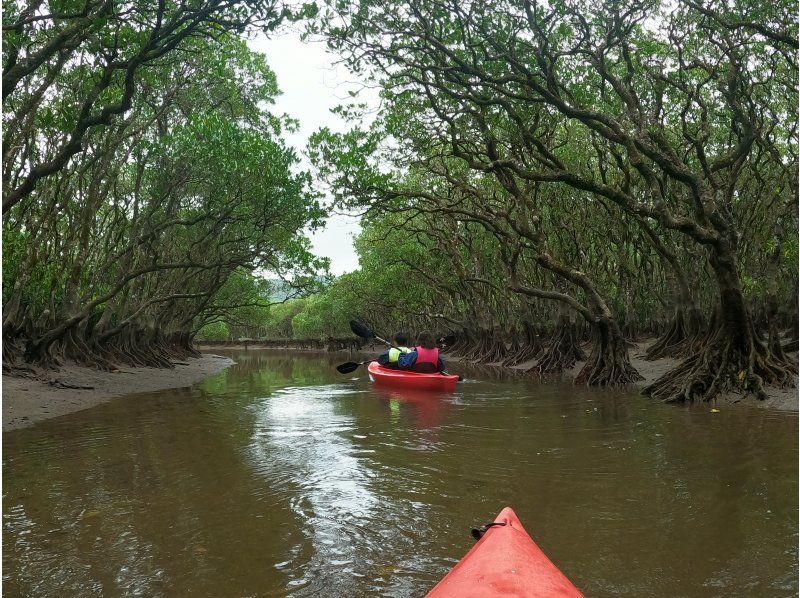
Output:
(443, 337), (798, 411)
(196, 343), (342, 352)
(3, 354), (234, 431)
(197, 338), (363, 352)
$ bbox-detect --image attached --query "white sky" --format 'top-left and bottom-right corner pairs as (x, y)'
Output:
(248, 30), (380, 275)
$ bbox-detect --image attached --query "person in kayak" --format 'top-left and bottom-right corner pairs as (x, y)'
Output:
(376, 332), (412, 369)
(398, 332), (446, 373)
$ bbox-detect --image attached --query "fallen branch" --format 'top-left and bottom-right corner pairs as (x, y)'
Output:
(47, 379), (95, 390)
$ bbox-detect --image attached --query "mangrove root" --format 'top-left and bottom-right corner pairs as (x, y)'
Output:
(574, 319), (643, 386)
(529, 316), (584, 374)
(643, 325), (797, 403)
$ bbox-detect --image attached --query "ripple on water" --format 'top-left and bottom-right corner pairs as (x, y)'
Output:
(3, 351), (797, 597)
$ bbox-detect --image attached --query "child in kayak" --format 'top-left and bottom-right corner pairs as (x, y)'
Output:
(376, 332), (412, 369)
(398, 332), (446, 373)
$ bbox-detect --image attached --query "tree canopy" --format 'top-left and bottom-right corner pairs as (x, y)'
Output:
(300, 0), (797, 401)
(3, 0), (796, 404)
(3, 0), (326, 369)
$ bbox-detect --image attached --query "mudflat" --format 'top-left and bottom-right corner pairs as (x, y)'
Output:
(3, 354), (234, 431)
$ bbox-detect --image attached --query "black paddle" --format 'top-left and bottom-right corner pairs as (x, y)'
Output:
(336, 360), (374, 374)
(349, 320), (391, 346)
(335, 321), (391, 375)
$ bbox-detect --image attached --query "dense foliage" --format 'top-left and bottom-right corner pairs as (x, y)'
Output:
(2, 0), (326, 368)
(301, 0), (798, 401)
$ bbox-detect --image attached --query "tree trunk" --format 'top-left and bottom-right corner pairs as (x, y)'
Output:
(502, 321), (543, 366)
(530, 313), (584, 374)
(478, 327), (508, 363)
(645, 304), (705, 360)
(447, 330), (469, 357)
(574, 316), (643, 385)
(644, 247), (796, 402)
(645, 270), (704, 360)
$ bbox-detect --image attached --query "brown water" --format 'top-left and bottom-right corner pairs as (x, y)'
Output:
(3, 350), (797, 597)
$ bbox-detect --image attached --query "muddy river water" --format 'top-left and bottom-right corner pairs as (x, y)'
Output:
(3, 350), (797, 596)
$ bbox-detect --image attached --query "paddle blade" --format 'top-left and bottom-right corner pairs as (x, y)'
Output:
(349, 320), (375, 339)
(336, 361), (362, 374)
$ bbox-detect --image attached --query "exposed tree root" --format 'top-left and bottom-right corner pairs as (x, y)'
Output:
(177, 331), (202, 358)
(23, 340), (62, 369)
(529, 316), (584, 374)
(466, 332), (493, 362)
(454, 331), (481, 361)
(645, 307), (704, 360)
(501, 322), (542, 366)
(574, 318), (643, 385)
(3, 334), (26, 371)
(445, 331), (470, 358)
(457, 329), (507, 363)
(765, 294), (789, 364)
(645, 310), (687, 360)
(643, 321), (797, 403)
(502, 328), (521, 362)
(59, 327), (120, 371)
(621, 319), (640, 343)
(479, 329), (509, 363)
(4, 364), (37, 376)
(16, 321), (206, 372)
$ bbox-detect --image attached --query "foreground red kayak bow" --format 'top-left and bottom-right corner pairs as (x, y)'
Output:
(426, 507), (584, 597)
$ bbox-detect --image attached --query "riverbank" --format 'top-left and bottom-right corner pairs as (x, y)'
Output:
(444, 337), (798, 411)
(196, 341), (384, 353)
(197, 338), (363, 351)
(3, 354), (234, 431)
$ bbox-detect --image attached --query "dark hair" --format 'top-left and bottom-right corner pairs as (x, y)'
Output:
(417, 332), (436, 350)
(394, 332), (410, 345)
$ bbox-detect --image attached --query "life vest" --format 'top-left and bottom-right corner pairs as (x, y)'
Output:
(415, 346), (439, 366)
(388, 346), (411, 363)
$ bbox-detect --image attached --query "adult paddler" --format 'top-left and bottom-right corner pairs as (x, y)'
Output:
(398, 332), (446, 373)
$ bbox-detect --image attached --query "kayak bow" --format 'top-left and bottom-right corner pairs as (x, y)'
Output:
(367, 361), (459, 392)
(426, 507), (584, 597)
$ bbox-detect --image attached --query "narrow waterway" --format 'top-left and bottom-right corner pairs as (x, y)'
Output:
(3, 351), (797, 597)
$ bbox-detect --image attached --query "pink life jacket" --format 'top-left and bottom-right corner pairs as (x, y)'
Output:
(415, 346), (439, 366)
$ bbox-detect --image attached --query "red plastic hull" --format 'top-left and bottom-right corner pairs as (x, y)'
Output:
(367, 362), (459, 392)
(426, 507), (584, 597)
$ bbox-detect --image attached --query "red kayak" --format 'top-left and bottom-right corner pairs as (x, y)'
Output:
(426, 507), (584, 597)
(367, 361), (459, 392)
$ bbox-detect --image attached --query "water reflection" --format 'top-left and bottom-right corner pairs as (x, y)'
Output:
(3, 350), (798, 597)
(248, 384), (379, 591)
(373, 388), (453, 430)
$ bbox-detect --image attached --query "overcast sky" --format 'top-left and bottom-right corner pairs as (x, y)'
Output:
(248, 30), (380, 276)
